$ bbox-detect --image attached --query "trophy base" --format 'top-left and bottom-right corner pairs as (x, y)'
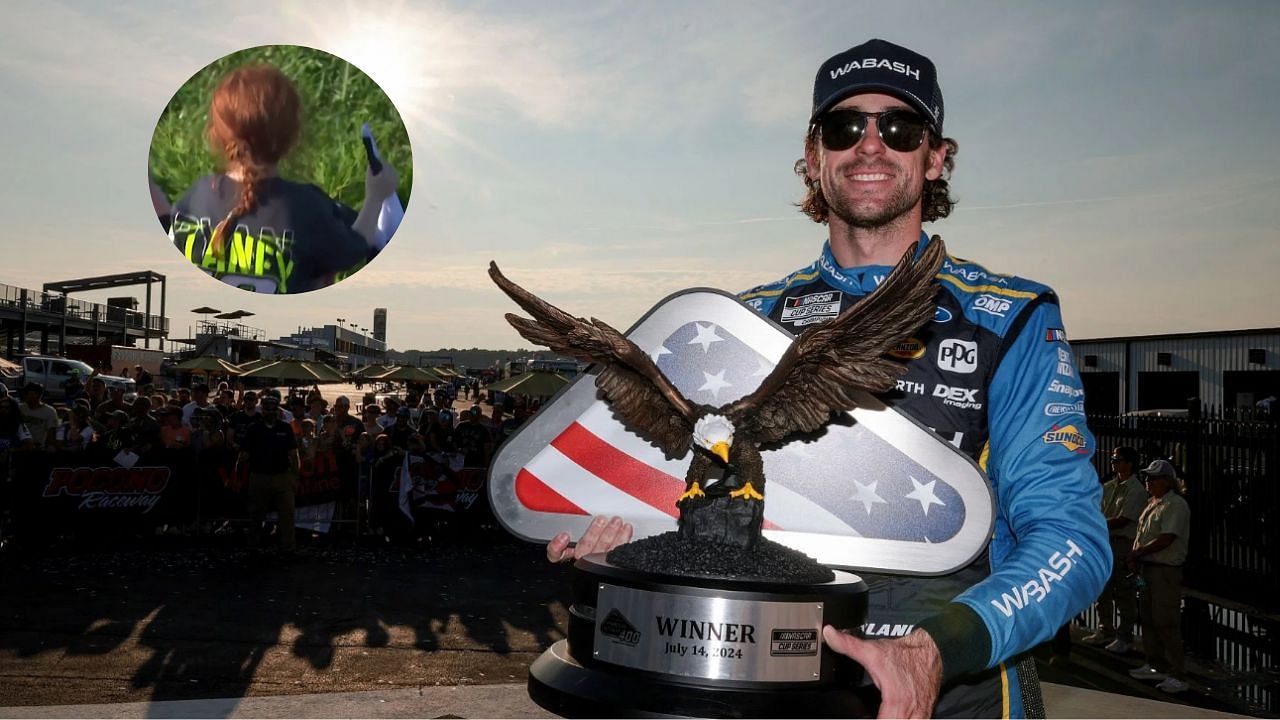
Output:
(528, 555), (871, 718)
(529, 638), (870, 718)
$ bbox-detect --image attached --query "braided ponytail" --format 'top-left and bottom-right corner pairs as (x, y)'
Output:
(204, 64), (301, 259)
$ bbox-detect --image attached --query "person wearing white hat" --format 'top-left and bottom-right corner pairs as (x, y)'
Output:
(1126, 458), (1191, 693)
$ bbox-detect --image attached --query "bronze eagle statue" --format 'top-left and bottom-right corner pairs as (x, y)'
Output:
(489, 237), (945, 549)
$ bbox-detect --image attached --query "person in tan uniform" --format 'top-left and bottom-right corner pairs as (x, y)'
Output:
(1126, 458), (1191, 694)
(1083, 445), (1148, 653)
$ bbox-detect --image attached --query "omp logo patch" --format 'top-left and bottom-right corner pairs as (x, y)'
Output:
(1043, 424), (1088, 454)
(889, 338), (927, 360)
(974, 294), (1011, 317)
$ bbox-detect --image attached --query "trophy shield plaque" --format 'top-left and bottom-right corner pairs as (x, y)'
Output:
(488, 278), (993, 717)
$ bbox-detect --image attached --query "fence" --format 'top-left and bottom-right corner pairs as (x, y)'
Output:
(1086, 409), (1278, 714)
(1086, 409), (1279, 609)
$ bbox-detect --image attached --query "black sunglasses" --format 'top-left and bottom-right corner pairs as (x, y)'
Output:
(817, 108), (929, 153)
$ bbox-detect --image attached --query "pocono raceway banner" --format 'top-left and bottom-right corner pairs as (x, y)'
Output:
(9, 447), (356, 535)
(375, 452), (488, 525)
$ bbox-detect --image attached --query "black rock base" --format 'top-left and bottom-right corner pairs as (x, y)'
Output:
(607, 531), (836, 585)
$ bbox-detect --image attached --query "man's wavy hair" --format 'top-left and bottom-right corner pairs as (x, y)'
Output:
(795, 125), (959, 224)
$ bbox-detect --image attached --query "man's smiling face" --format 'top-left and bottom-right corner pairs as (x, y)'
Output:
(807, 93), (946, 231)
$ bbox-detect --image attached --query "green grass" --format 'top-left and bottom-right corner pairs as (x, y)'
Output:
(150, 44), (413, 212)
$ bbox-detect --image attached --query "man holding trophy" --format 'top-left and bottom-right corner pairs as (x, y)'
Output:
(537, 39), (1109, 718)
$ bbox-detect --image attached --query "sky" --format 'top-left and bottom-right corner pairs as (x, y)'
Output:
(1, 0), (1278, 354)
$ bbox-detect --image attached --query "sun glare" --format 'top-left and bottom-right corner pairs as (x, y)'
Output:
(298, 1), (463, 136)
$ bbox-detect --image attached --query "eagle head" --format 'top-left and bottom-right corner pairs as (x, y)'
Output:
(693, 414), (735, 464)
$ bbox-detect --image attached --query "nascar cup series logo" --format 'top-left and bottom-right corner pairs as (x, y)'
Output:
(780, 291), (842, 327)
(1042, 424), (1088, 454)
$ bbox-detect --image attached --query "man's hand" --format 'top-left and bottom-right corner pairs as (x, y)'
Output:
(546, 515), (633, 563)
(822, 625), (943, 719)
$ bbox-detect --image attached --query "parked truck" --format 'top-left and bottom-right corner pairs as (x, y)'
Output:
(17, 356), (136, 402)
(65, 344), (165, 377)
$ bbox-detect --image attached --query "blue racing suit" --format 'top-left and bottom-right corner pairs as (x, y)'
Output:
(740, 233), (1109, 717)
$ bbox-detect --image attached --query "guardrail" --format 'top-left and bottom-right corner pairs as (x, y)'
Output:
(0, 282), (168, 334)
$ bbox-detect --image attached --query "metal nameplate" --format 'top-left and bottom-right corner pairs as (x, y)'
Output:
(593, 583), (823, 683)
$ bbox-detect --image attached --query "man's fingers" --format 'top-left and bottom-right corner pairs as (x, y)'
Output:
(575, 516), (609, 556)
(822, 625), (868, 662)
(547, 516), (634, 564)
(546, 532), (572, 563)
(591, 516), (622, 554)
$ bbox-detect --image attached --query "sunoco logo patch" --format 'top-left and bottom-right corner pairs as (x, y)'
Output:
(780, 291), (842, 327)
(599, 609), (641, 646)
(1043, 424), (1088, 454)
(770, 629), (819, 656)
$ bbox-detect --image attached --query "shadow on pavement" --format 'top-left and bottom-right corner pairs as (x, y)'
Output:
(0, 529), (569, 714)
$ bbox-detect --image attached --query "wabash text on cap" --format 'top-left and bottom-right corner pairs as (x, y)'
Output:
(811, 38), (944, 132)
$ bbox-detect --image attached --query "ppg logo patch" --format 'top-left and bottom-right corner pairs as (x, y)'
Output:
(600, 609), (642, 646)
(937, 339), (977, 374)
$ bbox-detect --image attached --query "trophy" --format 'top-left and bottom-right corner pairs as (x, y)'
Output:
(488, 239), (949, 717)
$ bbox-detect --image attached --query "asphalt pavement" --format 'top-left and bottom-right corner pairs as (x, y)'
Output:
(0, 532), (1270, 717)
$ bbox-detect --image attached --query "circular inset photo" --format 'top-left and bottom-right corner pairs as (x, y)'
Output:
(149, 44), (412, 294)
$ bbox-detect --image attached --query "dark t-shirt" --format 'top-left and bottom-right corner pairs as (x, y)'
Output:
(170, 175), (372, 294)
(453, 421), (490, 467)
(243, 420), (297, 474)
(227, 409), (260, 448)
(129, 415), (163, 451)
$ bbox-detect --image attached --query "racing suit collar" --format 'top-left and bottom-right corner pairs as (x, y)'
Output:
(817, 231), (934, 295)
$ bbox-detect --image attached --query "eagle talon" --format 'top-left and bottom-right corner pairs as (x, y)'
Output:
(729, 482), (764, 501)
(678, 482), (705, 502)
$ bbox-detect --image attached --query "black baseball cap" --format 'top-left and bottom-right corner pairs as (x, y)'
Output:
(811, 38), (944, 132)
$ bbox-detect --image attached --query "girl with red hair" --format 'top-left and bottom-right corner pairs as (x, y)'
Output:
(169, 64), (399, 293)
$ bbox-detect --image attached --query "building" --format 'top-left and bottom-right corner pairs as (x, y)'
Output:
(1, 272), (169, 358)
(1071, 327), (1280, 415)
(274, 324), (387, 370)
(373, 308), (387, 343)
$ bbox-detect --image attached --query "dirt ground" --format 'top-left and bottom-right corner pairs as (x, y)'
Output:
(0, 532), (570, 707)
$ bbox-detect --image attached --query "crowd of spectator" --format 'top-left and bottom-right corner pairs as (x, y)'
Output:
(0, 372), (545, 549)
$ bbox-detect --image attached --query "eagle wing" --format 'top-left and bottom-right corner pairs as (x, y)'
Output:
(489, 262), (699, 456)
(725, 236), (945, 444)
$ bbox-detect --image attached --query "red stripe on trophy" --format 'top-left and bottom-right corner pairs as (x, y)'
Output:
(551, 422), (684, 518)
(514, 468), (588, 515)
